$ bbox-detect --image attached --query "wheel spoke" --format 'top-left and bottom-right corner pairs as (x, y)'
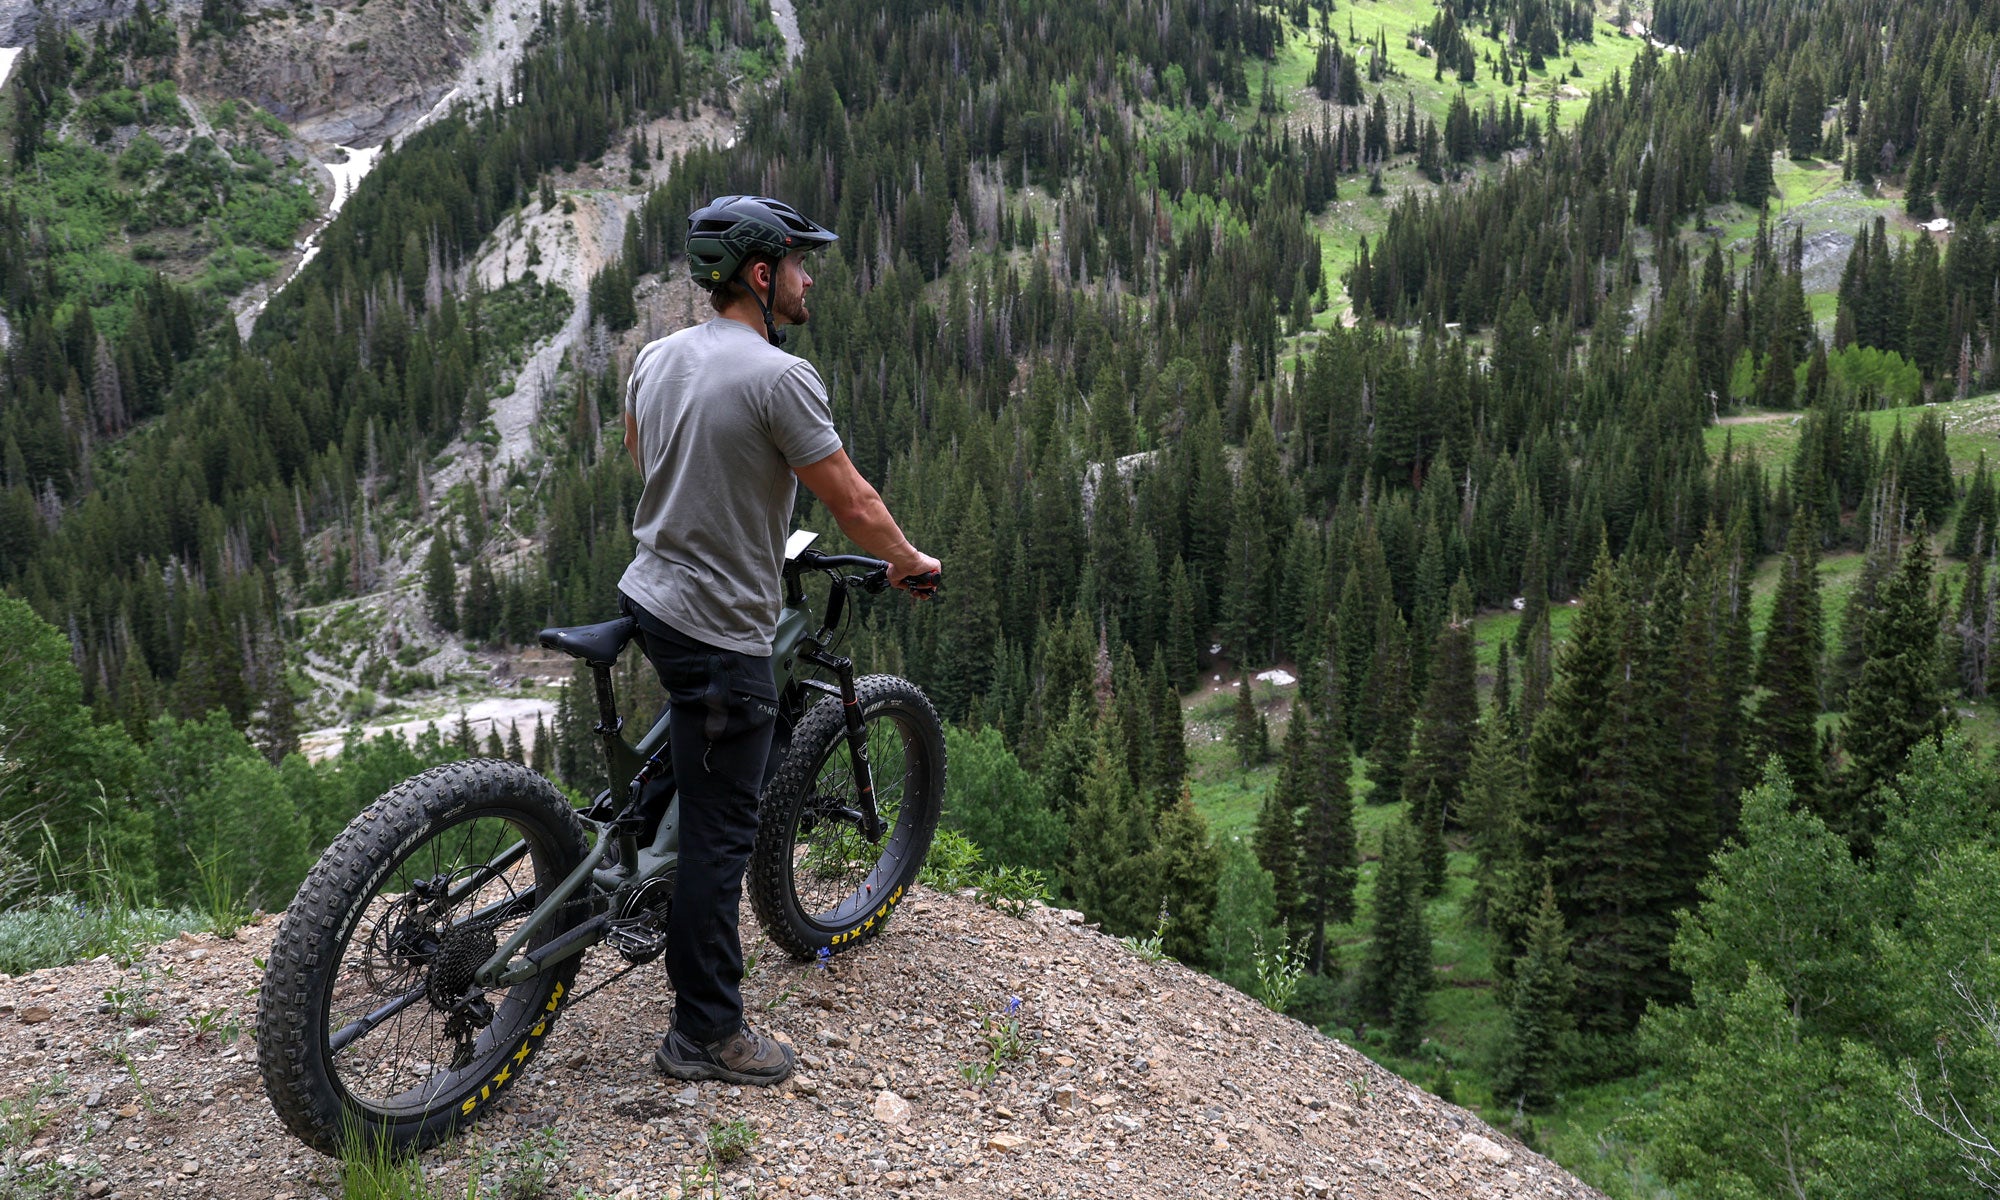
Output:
(320, 812), (553, 1114)
(788, 711), (915, 923)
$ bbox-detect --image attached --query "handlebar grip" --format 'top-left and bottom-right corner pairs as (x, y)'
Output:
(901, 570), (941, 599)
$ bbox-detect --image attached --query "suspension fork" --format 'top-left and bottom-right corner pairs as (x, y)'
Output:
(799, 644), (884, 841)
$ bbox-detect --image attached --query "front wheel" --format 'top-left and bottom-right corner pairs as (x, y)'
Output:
(750, 676), (945, 961)
(257, 759), (591, 1155)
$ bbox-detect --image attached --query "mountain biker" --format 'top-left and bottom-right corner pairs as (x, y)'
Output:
(618, 194), (940, 1087)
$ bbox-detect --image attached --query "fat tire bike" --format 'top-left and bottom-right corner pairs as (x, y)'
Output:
(256, 534), (944, 1153)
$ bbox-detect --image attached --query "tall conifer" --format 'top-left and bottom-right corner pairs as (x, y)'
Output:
(1839, 532), (1950, 845)
(1750, 521), (1826, 803)
(1296, 700), (1358, 972)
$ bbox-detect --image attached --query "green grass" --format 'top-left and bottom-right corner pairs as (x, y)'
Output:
(1702, 393), (2000, 474)
(1268, 0), (1646, 129)
(0, 895), (207, 975)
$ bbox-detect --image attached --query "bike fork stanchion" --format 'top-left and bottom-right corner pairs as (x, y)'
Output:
(801, 646), (884, 841)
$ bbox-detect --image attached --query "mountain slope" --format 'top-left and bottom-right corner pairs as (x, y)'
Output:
(0, 888), (1600, 1198)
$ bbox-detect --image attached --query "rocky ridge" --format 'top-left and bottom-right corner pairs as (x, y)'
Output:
(0, 888), (1604, 1199)
(0, 0), (473, 147)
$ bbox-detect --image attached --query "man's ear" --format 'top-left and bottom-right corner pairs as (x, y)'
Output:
(743, 258), (775, 293)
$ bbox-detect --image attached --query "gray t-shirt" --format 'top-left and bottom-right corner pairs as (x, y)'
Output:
(619, 318), (843, 655)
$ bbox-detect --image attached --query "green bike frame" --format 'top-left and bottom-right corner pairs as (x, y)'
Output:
(470, 531), (853, 990)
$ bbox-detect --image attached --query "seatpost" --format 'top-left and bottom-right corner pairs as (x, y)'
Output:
(590, 665), (623, 748)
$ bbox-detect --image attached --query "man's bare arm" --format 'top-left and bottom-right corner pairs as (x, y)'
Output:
(793, 449), (940, 589)
(625, 409), (640, 473)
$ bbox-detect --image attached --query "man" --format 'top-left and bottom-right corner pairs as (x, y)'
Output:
(618, 195), (939, 1086)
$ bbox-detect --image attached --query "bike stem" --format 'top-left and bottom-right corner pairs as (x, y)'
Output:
(800, 643), (884, 842)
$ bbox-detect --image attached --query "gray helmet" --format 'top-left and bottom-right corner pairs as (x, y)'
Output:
(686, 195), (838, 292)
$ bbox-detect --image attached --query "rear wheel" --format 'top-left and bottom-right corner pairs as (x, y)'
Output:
(749, 676), (945, 961)
(257, 760), (591, 1154)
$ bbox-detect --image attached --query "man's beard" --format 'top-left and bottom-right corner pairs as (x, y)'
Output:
(773, 270), (810, 325)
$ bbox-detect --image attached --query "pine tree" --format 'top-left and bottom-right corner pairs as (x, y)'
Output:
(1461, 708), (1526, 930)
(1256, 720), (1306, 925)
(1163, 556), (1199, 692)
(461, 557), (500, 641)
(935, 485), (1001, 721)
(1521, 549), (1680, 1035)
(1404, 604), (1478, 824)
(1950, 450), (1996, 560)
(1231, 674), (1266, 766)
(1150, 657), (1188, 800)
(1494, 878), (1575, 1110)
(1750, 521), (1825, 804)
(424, 533), (458, 632)
(530, 713), (553, 776)
(1958, 548), (1997, 699)
(1410, 781), (1448, 898)
(1785, 68), (1823, 160)
(1831, 483), (1904, 703)
(1065, 720), (1158, 937)
(1155, 793), (1221, 964)
(1738, 125), (1775, 207)
(1839, 531), (1950, 845)
(1904, 411), (1954, 530)
(1296, 700), (1358, 972)
(1361, 822), (1432, 1052)
(1363, 605), (1414, 801)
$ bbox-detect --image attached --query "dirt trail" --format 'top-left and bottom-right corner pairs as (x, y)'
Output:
(0, 891), (1603, 1199)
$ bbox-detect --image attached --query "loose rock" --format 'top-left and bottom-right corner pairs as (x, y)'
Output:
(871, 1089), (911, 1126)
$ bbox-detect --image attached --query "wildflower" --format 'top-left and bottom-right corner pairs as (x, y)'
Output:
(1005, 995), (1022, 1016)
(815, 945), (831, 971)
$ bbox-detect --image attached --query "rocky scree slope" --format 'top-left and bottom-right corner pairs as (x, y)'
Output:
(0, 0), (474, 147)
(0, 888), (1602, 1198)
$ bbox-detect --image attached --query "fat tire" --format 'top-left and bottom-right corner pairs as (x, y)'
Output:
(256, 759), (590, 1155)
(750, 675), (945, 961)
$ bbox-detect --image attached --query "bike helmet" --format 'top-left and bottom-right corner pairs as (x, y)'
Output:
(686, 196), (837, 346)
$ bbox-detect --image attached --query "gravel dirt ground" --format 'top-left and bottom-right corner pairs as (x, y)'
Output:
(0, 889), (1602, 1199)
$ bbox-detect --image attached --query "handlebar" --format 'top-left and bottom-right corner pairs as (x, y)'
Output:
(793, 549), (941, 599)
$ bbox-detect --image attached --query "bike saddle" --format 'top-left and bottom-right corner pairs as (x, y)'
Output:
(537, 617), (638, 667)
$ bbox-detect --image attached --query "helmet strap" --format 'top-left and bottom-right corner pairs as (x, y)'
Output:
(731, 261), (786, 348)
(762, 266), (786, 348)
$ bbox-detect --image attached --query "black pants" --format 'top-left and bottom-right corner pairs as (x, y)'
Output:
(619, 592), (778, 1045)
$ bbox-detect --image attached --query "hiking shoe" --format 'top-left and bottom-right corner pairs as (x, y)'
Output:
(654, 1022), (796, 1086)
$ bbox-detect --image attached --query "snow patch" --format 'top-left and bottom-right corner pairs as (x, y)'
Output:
(0, 48), (20, 90)
(1255, 669), (1296, 687)
(238, 143), (383, 338)
(299, 695), (557, 763)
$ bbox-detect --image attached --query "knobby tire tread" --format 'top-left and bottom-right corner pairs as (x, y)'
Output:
(749, 675), (945, 962)
(256, 759), (588, 1156)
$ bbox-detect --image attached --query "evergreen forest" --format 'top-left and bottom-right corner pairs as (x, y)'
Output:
(9, 0), (2000, 1191)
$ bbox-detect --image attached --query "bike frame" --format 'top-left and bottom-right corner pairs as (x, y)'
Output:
(469, 532), (879, 990)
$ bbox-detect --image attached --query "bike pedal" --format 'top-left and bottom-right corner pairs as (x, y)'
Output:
(605, 922), (668, 962)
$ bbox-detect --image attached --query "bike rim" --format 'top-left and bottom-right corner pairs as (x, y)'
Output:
(784, 710), (923, 930)
(319, 808), (568, 1119)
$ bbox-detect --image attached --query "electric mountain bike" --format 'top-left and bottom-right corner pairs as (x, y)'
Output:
(257, 533), (945, 1154)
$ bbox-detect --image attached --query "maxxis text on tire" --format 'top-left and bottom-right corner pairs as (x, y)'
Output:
(256, 759), (589, 1155)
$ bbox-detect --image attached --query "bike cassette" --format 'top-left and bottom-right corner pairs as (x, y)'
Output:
(606, 872), (675, 965)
